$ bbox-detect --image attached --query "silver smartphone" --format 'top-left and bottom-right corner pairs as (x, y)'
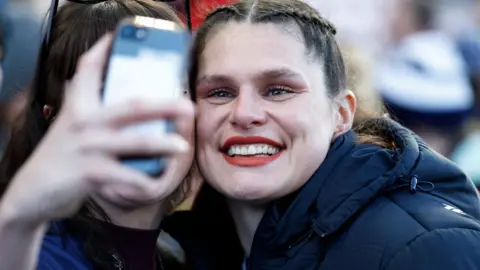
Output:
(102, 16), (190, 176)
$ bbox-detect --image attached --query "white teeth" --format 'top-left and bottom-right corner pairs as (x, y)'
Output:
(247, 145), (256, 155)
(226, 144), (281, 157)
(262, 145), (269, 153)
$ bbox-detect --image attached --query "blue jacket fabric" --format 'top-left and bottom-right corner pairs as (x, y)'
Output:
(38, 223), (92, 269)
(164, 119), (480, 270)
(37, 222), (185, 270)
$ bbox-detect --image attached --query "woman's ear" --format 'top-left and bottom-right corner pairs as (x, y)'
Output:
(43, 105), (54, 120)
(333, 90), (356, 138)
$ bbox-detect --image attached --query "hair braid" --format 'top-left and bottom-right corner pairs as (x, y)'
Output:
(205, 5), (242, 21)
(290, 9), (337, 35)
(252, 0), (337, 35)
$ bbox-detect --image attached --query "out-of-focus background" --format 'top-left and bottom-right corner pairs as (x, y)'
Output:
(1, 0), (479, 208)
(304, 0), (480, 189)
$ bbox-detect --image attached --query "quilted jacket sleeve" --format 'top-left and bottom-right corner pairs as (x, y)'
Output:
(385, 228), (480, 270)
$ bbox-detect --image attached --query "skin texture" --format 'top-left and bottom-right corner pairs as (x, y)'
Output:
(195, 22), (355, 203)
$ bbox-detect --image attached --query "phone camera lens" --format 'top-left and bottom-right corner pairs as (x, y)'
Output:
(135, 28), (148, 40)
(122, 26), (148, 41)
(121, 26), (136, 39)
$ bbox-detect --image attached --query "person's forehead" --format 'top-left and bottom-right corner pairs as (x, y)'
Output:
(200, 22), (309, 74)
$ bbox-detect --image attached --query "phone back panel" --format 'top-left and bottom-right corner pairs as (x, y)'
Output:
(103, 18), (190, 176)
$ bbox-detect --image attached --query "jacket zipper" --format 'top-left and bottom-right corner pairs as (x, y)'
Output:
(112, 253), (164, 270)
(112, 253), (125, 270)
(288, 229), (314, 249)
(247, 221), (321, 269)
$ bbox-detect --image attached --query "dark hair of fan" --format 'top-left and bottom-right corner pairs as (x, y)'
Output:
(46, 0), (192, 46)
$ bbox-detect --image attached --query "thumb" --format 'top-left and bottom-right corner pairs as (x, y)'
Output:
(65, 34), (114, 109)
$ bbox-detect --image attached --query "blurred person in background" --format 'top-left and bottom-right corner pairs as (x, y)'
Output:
(164, 1), (480, 270)
(376, 0), (474, 157)
(454, 0), (480, 117)
(0, 1), (195, 269)
(0, 0), (42, 158)
(0, 0), (42, 113)
(1, 0), (43, 97)
(450, 0), (480, 191)
(451, 132), (480, 192)
(304, 0), (399, 60)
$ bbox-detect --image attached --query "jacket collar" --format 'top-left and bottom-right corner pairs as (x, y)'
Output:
(252, 119), (420, 251)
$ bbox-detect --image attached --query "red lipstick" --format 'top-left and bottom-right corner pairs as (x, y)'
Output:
(221, 136), (284, 167)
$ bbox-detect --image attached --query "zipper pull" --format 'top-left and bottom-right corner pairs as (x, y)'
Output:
(112, 253), (125, 270)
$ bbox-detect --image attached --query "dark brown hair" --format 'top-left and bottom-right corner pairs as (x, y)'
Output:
(189, 0), (390, 148)
(0, 0), (186, 269)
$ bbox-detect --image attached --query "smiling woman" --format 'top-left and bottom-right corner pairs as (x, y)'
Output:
(163, 0), (480, 270)
(190, 1), (372, 202)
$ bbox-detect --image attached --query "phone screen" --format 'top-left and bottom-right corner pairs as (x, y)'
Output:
(103, 19), (189, 176)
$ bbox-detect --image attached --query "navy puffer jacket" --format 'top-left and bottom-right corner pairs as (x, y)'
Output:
(165, 119), (480, 270)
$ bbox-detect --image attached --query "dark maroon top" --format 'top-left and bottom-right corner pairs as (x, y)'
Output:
(102, 222), (161, 270)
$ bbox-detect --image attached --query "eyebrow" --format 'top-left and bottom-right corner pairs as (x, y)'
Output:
(196, 67), (303, 86)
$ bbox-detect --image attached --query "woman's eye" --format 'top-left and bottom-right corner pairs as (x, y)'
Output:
(266, 87), (294, 96)
(207, 89), (235, 98)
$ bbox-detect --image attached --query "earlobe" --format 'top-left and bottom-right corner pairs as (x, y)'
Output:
(43, 105), (54, 120)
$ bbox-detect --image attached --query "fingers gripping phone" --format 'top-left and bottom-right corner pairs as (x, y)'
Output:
(102, 17), (190, 176)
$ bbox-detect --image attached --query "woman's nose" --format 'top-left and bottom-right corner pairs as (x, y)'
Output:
(229, 91), (267, 129)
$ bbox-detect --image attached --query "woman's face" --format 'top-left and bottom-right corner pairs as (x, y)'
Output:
(195, 22), (354, 202)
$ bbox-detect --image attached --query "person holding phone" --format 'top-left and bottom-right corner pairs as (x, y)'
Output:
(0, 1), (194, 270)
(163, 0), (480, 269)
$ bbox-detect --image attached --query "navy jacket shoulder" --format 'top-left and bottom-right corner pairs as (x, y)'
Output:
(38, 222), (92, 270)
(320, 135), (480, 270)
(165, 119), (480, 270)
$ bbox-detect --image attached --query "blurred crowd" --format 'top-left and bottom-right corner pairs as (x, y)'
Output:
(304, 0), (480, 189)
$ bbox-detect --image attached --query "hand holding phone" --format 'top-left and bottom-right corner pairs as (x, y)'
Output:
(102, 17), (191, 176)
(0, 34), (195, 231)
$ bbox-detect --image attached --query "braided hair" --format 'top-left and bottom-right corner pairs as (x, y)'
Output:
(189, 0), (392, 147)
(190, 0), (343, 100)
